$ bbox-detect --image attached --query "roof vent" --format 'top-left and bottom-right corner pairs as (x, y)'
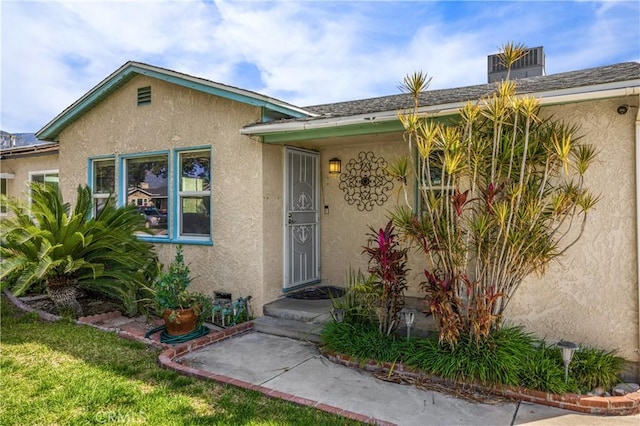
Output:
(488, 46), (545, 83)
(137, 86), (151, 106)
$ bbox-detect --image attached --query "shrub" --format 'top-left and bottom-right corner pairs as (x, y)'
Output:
(321, 323), (623, 394)
(0, 183), (159, 316)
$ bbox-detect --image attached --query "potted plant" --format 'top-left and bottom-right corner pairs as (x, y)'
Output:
(155, 245), (209, 336)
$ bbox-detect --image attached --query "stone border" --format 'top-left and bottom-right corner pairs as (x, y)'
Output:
(3, 289), (170, 350)
(157, 323), (394, 426)
(321, 349), (640, 416)
(3, 290), (392, 425)
(7, 289), (638, 417)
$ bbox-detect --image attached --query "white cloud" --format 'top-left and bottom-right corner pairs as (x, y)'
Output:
(1, 0), (638, 133)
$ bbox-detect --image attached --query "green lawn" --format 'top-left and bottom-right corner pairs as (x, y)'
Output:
(0, 296), (361, 425)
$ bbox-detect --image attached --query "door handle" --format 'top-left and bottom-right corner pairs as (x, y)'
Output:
(288, 213), (295, 225)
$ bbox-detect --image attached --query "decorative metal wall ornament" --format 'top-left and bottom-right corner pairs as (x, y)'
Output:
(339, 151), (394, 211)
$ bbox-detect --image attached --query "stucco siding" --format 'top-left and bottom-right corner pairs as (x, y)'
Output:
(507, 97), (639, 361)
(1, 153), (59, 204)
(305, 97), (638, 361)
(57, 75), (269, 312)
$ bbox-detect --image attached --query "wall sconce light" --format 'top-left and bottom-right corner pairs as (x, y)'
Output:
(328, 158), (341, 175)
(557, 340), (579, 383)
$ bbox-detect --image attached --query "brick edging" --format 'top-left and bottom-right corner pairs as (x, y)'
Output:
(3, 289), (170, 349)
(320, 348), (640, 416)
(157, 323), (394, 426)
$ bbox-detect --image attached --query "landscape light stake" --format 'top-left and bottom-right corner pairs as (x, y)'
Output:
(331, 308), (345, 323)
(401, 308), (416, 342)
(557, 340), (579, 383)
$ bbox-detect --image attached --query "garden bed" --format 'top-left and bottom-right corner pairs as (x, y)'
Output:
(321, 349), (640, 416)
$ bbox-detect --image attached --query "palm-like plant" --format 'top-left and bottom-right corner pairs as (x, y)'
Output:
(0, 183), (159, 317)
(390, 42), (598, 346)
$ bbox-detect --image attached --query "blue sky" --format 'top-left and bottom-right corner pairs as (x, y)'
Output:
(1, 0), (639, 133)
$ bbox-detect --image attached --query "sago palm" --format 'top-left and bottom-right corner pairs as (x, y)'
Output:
(0, 183), (159, 317)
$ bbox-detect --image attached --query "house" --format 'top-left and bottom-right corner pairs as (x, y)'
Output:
(28, 55), (640, 374)
(0, 142), (59, 214)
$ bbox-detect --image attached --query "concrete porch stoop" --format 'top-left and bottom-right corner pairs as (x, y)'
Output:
(252, 297), (334, 343)
(253, 294), (438, 344)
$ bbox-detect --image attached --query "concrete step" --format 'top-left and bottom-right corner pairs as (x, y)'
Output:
(262, 297), (334, 324)
(252, 315), (325, 343)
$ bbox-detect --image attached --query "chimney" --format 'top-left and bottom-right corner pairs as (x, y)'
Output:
(488, 46), (545, 83)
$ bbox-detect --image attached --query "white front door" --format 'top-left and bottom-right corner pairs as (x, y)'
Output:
(284, 147), (320, 290)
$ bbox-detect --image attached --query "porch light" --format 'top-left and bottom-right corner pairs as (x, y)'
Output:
(328, 158), (341, 175)
(557, 340), (579, 383)
(331, 308), (345, 322)
(401, 308), (416, 342)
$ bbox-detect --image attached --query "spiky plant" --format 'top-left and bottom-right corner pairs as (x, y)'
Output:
(0, 183), (159, 317)
(390, 42), (598, 346)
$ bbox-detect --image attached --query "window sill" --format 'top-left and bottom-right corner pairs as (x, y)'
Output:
(137, 235), (213, 246)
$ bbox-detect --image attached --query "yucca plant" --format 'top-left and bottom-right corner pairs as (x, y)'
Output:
(390, 42), (598, 346)
(0, 183), (159, 317)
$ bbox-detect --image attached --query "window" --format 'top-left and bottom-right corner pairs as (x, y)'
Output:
(0, 174), (12, 214)
(418, 151), (453, 212)
(178, 150), (211, 238)
(91, 158), (115, 216)
(30, 170), (59, 189)
(124, 154), (169, 236)
(90, 148), (211, 243)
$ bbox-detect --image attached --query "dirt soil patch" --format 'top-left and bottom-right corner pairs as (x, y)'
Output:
(20, 292), (126, 317)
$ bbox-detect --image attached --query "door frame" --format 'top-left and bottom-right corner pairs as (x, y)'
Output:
(283, 146), (321, 291)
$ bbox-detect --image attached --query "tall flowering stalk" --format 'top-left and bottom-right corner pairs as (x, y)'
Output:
(390, 43), (598, 346)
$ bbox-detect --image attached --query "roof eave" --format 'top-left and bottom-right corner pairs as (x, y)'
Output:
(241, 80), (640, 143)
(36, 61), (316, 141)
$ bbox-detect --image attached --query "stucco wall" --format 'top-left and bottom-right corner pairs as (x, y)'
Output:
(506, 97), (639, 361)
(57, 75), (269, 312)
(1, 152), (59, 205)
(261, 144), (285, 306)
(303, 97), (639, 361)
(300, 133), (424, 296)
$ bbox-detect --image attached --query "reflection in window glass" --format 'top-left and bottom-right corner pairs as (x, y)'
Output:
(30, 171), (59, 189)
(179, 151), (211, 237)
(125, 155), (169, 236)
(92, 159), (115, 216)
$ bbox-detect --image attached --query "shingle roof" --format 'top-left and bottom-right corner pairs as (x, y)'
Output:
(302, 62), (640, 119)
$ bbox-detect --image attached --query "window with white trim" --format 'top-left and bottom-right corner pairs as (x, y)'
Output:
(0, 175), (11, 214)
(30, 170), (59, 189)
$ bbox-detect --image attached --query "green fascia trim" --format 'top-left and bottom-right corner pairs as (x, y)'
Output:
(37, 72), (135, 140)
(37, 65), (309, 141)
(261, 120), (406, 143)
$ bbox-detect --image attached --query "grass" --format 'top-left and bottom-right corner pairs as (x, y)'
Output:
(0, 296), (361, 426)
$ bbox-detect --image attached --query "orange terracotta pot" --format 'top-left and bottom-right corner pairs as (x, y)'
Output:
(162, 308), (198, 336)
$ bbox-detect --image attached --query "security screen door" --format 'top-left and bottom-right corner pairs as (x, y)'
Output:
(284, 147), (320, 289)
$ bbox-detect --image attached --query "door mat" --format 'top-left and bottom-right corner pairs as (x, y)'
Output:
(285, 286), (345, 300)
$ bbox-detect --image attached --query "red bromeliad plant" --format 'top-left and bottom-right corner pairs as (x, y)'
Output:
(390, 42), (598, 346)
(362, 220), (409, 336)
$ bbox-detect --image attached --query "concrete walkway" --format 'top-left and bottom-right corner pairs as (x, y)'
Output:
(177, 331), (640, 426)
